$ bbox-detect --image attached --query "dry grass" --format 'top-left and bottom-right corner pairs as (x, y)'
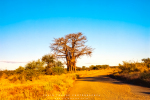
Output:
(0, 73), (77, 100)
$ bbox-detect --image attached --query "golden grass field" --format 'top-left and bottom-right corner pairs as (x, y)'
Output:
(0, 73), (78, 100)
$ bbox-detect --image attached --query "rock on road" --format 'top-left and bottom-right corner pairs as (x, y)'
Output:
(65, 70), (150, 100)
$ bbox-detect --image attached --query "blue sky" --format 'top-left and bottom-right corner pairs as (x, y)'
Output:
(0, 0), (150, 70)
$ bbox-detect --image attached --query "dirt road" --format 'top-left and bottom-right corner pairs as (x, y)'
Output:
(65, 70), (150, 100)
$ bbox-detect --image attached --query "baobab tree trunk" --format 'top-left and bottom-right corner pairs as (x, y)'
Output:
(71, 56), (76, 72)
(66, 55), (69, 71)
(74, 61), (76, 72)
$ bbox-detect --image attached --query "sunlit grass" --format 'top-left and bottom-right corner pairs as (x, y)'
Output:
(0, 73), (77, 100)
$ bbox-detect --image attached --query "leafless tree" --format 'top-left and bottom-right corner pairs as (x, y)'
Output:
(50, 32), (93, 72)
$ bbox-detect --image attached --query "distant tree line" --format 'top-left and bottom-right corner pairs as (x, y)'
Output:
(89, 65), (109, 70)
(75, 65), (110, 71)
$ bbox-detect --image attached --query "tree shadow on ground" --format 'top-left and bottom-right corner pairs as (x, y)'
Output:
(109, 75), (150, 88)
(141, 92), (150, 94)
(78, 75), (150, 88)
(77, 75), (124, 85)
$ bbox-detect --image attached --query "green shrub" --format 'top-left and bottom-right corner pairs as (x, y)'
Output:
(54, 61), (64, 68)
(51, 67), (64, 75)
(140, 72), (150, 79)
(89, 65), (95, 70)
(45, 67), (54, 75)
(2, 70), (15, 77)
(76, 74), (80, 79)
(24, 69), (42, 81)
(147, 64), (150, 68)
(0, 70), (3, 78)
(82, 66), (86, 70)
(15, 66), (25, 74)
(9, 76), (18, 83)
(24, 59), (46, 80)
(119, 62), (138, 73)
(142, 58), (150, 68)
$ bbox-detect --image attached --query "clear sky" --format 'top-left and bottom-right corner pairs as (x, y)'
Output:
(0, 0), (150, 70)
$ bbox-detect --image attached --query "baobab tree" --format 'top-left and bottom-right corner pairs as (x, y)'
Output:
(50, 32), (93, 72)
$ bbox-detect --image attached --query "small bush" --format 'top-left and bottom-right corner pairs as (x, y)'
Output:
(118, 62), (139, 73)
(2, 70), (15, 77)
(51, 67), (64, 75)
(18, 74), (26, 83)
(147, 64), (150, 68)
(82, 66), (86, 70)
(23, 59), (46, 80)
(9, 76), (18, 83)
(0, 70), (3, 78)
(45, 68), (54, 75)
(76, 74), (80, 79)
(15, 66), (25, 74)
(1, 73), (8, 79)
(24, 69), (41, 81)
(140, 72), (150, 79)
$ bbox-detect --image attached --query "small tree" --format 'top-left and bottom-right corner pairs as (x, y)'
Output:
(89, 65), (95, 70)
(52, 67), (64, 75)
(15, 66), (25, 74)
(42, 54), (55, 68)
(55, 61), (64, 68)
(42, 54), (56, 75)
(142, 58), (150, 68)
(82, 66), (86, 70)
(25, 59), (45, 80)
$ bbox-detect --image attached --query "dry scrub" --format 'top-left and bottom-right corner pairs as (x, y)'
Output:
(112, 60), (150, 87)
(0, 73), (77, 100)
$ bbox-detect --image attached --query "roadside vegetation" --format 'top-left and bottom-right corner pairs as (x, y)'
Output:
(112, 58), (150, 87)
(0, 72), (77, 100)
(0, 54), (76, 100)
